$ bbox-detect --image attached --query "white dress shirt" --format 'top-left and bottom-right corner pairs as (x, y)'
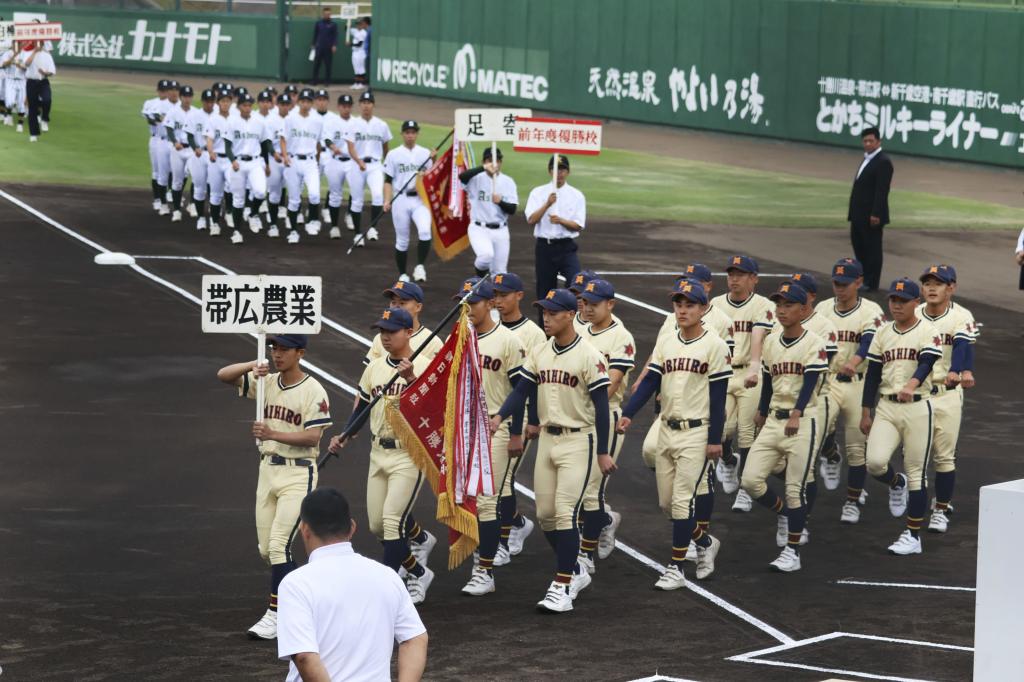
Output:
(1016, 227), (1024, 254)
(856, 146), (882, 179)
(526, 181), (587, 240)
(24, 49), (55, 80)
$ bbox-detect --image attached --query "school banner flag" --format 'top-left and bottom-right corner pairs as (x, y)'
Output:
(417, 140), (471, 262)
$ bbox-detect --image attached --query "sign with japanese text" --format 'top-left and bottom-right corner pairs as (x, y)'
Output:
(1, 21), (63, 41)
(512, 117), (602, 155)
(201, 275), (322, 334)
(455, 108), (533, 141)
(340, 3), (359, 20)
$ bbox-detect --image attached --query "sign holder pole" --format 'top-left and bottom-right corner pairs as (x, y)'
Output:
(491, 140), (497, 195)
(256, 332), (266, 444)
(551, 152), (559, 216)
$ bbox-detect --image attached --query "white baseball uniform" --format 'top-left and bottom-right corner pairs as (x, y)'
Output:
(141, 95), (167, 182)
(185, 107), (212, 201)
(228, 113), (270, 208)
(383, 144), (432, 250)
(258, 108), (287, 206)
(205, 111), (236, 207)
(165, 103), (196, 193)
(466, 170), (518, 274)
(282, 110), (324, 211)
(350, 27), (367, 76)
(347, 115), (392, 212)
(322, 112), (356, 209)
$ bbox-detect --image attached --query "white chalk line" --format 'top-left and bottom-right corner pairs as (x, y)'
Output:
(624, 675), (701, 682)
(598, 271), (791, 278)
(4, 187), (795, 647)
(836, 579), (975, 592)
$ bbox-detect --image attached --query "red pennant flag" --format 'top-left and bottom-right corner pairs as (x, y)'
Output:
(417, 143), (471, 262)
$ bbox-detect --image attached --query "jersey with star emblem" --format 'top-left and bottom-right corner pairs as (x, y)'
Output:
(815, 297), (886, 370)
(584, 319), (636, 410)
(760, 329), (830, 411)
(917, 301), (977, 382)
(477, 322), (525, 415)
(865, 318), (942, 397)
(240, 371), (332, 459)
(519, 335), (610, 428)
(502, 315), (547, 353)
(710, 292), (774, 367)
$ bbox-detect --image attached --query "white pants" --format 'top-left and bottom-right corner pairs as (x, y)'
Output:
(467, 221), (510, 273)
(148, 136), (162, 181)
(188, 151), (209, 201)
(325, 157), (353, 208)
(5, 78), (25, 115)
(352, 49), (366, 76)
(207, 157), (231, 206)
(348, 160), (384, 212)
(230, 159), (268, 208)
(169, 146), (194, 192)
(153, 140), (171, 186)
(284, 158), (321, 211)
(267, 157), (285, 205)
(391, 193), (431, 251)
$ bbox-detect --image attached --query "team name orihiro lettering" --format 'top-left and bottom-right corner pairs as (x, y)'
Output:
(836, 330), (861, 343)
(371, 382), (406, 398)
(770, 362), (805, 376)
(882, 348), (918, 362)
(663, 357), (709, 375)
(264, 405), (302, 425)
(538, 369), (579, 387)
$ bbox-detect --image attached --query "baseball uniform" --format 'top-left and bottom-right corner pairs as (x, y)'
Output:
(347, 113), (392, 214)
(384, 141), (433, 254)
(464, 166), (519, 275)
(364, 326), (444, 367)
(282, 108), (324, 232)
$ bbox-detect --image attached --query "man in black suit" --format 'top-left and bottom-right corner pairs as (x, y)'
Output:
(848, 126), (893, 291)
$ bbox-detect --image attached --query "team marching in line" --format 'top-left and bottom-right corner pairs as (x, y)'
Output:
(219, 253), (978, 635)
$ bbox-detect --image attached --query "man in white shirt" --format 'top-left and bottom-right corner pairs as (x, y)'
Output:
(278, 488), (428, 682)
(21, 42), (54, 141)
(525, 155), (587, 307)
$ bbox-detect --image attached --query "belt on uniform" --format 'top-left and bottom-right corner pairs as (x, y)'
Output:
(474, 220), (506, 230)
(931, 385), (950, 395)
(338, 156), (351, 161)
(374, 437), (399, 449)
(361, 156), (379, 163)
(238, 155), (255, 161)
(538, 237), (574, 244)
(664, 418), (706, 431)
(294, 154), (313, 160)
(264, 454), (313, 467)
(836, 372), (865, 383)
(731, 363), (748, 370)
(404, 189), (419, 197)
(883, 394), (924, 403)
(545, 426), (582, 436)
(771, 409), (794, 419)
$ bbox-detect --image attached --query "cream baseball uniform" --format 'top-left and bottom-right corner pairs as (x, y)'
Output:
(503, 315), (547, 351)
(364, 326), (444, 367)
(476, 324), (525, 520)
(798, 311), (839, 457)
(384, 144), (433, 249)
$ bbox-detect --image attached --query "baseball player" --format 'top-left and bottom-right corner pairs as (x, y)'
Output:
(322, 93), (357, 240)
(1, 42), (25, 133)
(312, 88), (333, 231)
(492, 288), (611, 613)
(617, 278), (731, 586)
(348, 17), (369, 89)
(141, 79), (171, 213)
(576, 279), (635, 572)
(280, 89), (324, 244)
(459, 147), (519, 277)
(255, 89), (285, 237)
(226, 93), (272, 244)
(364, 281), (445, 373)
(164, 85), (196, 224)
(861, 278), (942, 555)
(346, 91), (392, 242)
(741, 282), (828, 573)
(712, 255), (774, 512)
(204, 89), (237, 238)
(156, 81), (180, 212)
(384, 120), (436, 283)
(918, 264), (976, 533)
(458, 277), (527, 596)
(184, 89), (215, 232)
(815, 258), (886, 524)
(216, 334), (332, 640)
(0, 38), (17, 128)
(329, 307), (436, 604)
(492, 272), (545, 554)
(568, 270), (598, 334)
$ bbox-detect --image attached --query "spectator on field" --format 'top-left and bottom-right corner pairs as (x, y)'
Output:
(847, 126), (893, 292)
(277, 488), (428, 682)
(310, 8), (338, 85)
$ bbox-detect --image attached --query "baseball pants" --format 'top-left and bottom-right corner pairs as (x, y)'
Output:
(392, 193), (431, 250)
(155, 140), (172, 187)
(4, 78), (25, 115)
(725, 371), (760, 450)
(148, 135), (163, 181)
(366, 444), (424, 541)
(207, 157), (231, 206)
(654, 422), (713, 519)
(187, 152), (209, 201)
(930, 387), (962, 474)
(348, 161), (384, 213)
(169, 146), (194, 192)
(285, 158), (321, 211)
(468, 222), (511, 274)
(324, 157), (353, 208)
(534, 429), (595, 532)
(267, 157), (285, 205)
(815, 392), (832, 457)
(352, 49), (367, 77)
(865, 398), (934, 492)
(742, 415), (819, 508)
(255, 458), (316, 565)
(582, 409), (624, 512)
(478, 424), (515, 523)
(230, 159), (268, 208)
(826, 376), (868, 467)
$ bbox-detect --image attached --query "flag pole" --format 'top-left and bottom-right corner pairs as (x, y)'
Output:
(346, 128), (455, 255)
(317, 273), (492, 470)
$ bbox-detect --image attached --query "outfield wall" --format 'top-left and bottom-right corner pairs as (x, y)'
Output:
(371, 0), (1024, 167)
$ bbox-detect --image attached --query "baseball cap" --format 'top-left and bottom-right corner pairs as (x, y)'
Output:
(831, 258), (863, 283)
(284, 84), (299, 95)
(337, 94), (353, 105)
(579, 278), (615, 303)
(217, 89), (234, 101)
(298, 88), (315, 101)
(920, 264), (956, 284)
(201, 88), (216, 102)
(568, 269), (598, 294)
(264, 85), (278, 95)
(382, 280), (424, 303)
(238, 93), (255, 105)
(679, 263), (712, 283)
(277, 93), (293, 106)
(888, 278), (921, 300)
(725, 255), (759, 274)
(483, 146), (504, 161)
(491, 272), (524, 293)
(157, 78), (172, 90)
(453, 277), (495, 303)
(315, 88), (329, 99)
(211, 81), (225, 91)
(179, 85), (194, 97)
(223, 82), (235, 92)
(790, 272), (817, 294)
(268, 334), (308, 349)
(257, 90), (274, 102)
(401, 120), (420, 132)
(359, 91), (375, 103)
(534, 288), (578, 312)
(547, 155), (570, 171)
(234, 86), (249, 98)
(168, 79), (180, 89)
(770, 281), (809, 305)
(669, 278), (709, 305)
(373, 307), (414, 331)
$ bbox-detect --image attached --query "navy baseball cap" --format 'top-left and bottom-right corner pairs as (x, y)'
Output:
(534, 289), (577, 312)
(888, 278), (921, 300)
(831, 258), (863, 283)
(382, 280), (424, 303)
(278, 93), (293, 105)
(158, 79), (172, 90)
(770, 281), (809, 305)
(359, 91), (375, 103)
(789, 272), (817, 294)
(337, 94), (353, 105)
(257, 90), (274, 102)
(211, 81), (225, 91)
(492, 272), (524, 293)
(669, 278), (709, 305)
(315, 88), (329, 99)
(726, 255), (759, 274)
(298, 88), (314, 101)
(920, 264), (956, 284)
(679, 263), (712, 283)
(234, 86), (249, 98)
(179, 85), (194, 97)
(453, 277), (495, 303)
(568, 269), (598, 293)
(217, 89), (233, 100)
(579, 278), (615, 303)
(268, 334), (308, 349)
(264, 85), (278, 95)
(238, 93), (255, 105)
(401, 120), (420, 132)
(284, 84), (299, 95)
(223, 82), (235, 92)
(201, 88), (216, 102)
(168, 79), (180, 89)
(373, 307), (414, 331)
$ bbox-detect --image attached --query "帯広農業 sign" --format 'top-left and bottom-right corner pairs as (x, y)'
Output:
(201, 275), (323, 335)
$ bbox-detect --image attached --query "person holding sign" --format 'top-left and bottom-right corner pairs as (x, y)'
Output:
(216, 334), (333, 640)
(459, 147), (519, 278)
(526, 156), (587, 311)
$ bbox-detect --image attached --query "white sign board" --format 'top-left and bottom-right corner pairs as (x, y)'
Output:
(340, 3), (360, 19)
(201, 275), (322, 334)
(455, 108), (533, 141)
(0, 21), (62, 42)
(512, 117), (603, 155)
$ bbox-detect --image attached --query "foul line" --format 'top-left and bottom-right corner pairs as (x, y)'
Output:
(3, 187), (792, 647)
(836, 579), (976, 593)
(598, 271), (791, 278)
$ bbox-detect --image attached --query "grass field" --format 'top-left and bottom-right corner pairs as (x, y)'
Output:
(2, 76), (1022, 230)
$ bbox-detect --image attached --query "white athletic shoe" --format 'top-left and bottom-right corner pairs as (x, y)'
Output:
(247, 609), (278, 640)
(152, 199), (162, 212)
(889, 474), (909, 517)
(569, 567), (592, 599)
(695, 535), (721, 580)
(16, 123), (23, 133)
(928, 509), (949, 534)
(860, 489), (869, 505)
(329, 226), (342, 239)
(230, 230), (244, 245)
(461, 566), (495, 596)
(770, 546), (802, 573)
(410, 531), (437, 568)
(731, 489), (753, 512)
(196, 216), (208, 231)
(398, 273), (411, 283)
(243, 206), (251, 220)
(267, 226), (280, 238)
(277, 205), (287, 219)
(536, 581), (573, 613)
(186, 203), (198, 218)
(576, 553), (596, 576)
(405, 567), (434, 605)
(305, 219), (321, 236)
(597, 510), (622, 560)
(208, 222), (221, 236)
(413, 264), (427, 282)
(716, 458), (739, 494)
(29, 135), (37, 142)
(321, 206), (330, 222)
(40, 121), (49, 132)
(819, 458), (842, 491)
(296, 212), (305, 224)
(775, 514), (788, 548)
(840, 501), (861, 524)
(354, 235), (366, 248)
(287, 230), (300, 244)
(493, 545), (511, 567)
(248, 215), (263, 233)
(888, 530), (922, 555)
(508, 517), (534, 556)
(170, 210), (182, 223)
(654, 565), (686, 591)
(685, 540), (698, 562)
(345, 212), (355, 230)
(158, 204), (170, 216)
(366, 226), (379, 241)
(225, 212), (235, 228)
